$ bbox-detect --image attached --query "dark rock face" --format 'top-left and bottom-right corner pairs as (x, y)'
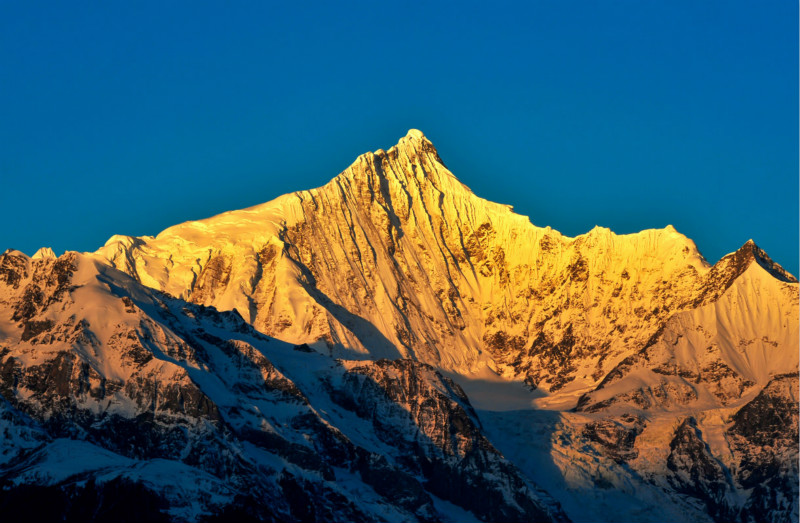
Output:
(582, 418), (643, 464)
(190, 255), (233, 306)
(10, 254), (76, 324)
(626, 374), (800, 523)
(692, 240), (797, 307)
(727, 373), (799, 523)
(0, 477), (171, 523)
(728, 373), (798, 449)
(0, 250), (29, 289)
(334, 359), (487, 457)
(331, 359), (568, 523)
(666, 418), (734, 521)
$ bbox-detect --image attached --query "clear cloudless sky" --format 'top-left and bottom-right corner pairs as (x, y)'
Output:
(1, 1), (797, 274)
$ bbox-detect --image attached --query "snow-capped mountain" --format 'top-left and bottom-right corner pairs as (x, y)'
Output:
(1, 130), (796, 522)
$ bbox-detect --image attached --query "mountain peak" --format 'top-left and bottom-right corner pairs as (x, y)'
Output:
(736, 239), (797, 283)
(385, 128), (443, 163)
(339, 129), (452, 191)
(364, 129), (433, 159)
(404, 128), (426, 141)
(32, 247), (56, 260)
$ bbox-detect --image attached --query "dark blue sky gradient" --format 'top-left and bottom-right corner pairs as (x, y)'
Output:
(1, 2), (797, 274)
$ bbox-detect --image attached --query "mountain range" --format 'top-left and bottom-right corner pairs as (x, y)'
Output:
(0, 130), (796, 522)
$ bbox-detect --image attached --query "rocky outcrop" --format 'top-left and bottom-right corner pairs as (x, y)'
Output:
(728, 373), (799, 523)
(666, 418), (735, 521)
(331, 359), (567, 523)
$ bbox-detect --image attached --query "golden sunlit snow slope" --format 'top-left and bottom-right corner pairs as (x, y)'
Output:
(92, 130), (796, 397)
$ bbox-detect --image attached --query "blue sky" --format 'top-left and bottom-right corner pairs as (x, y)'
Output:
(1, 1), (797, 274)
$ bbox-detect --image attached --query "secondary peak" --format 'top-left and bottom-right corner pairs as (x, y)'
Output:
(32, 247), (56, 260)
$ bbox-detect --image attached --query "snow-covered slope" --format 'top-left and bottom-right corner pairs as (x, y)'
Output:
(3, 130), (797, 522)
(94, 130), (721, 395)
(480, 245), (798, 523)
(577, 246), (798, 414)
(0, 249), (566, 523)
